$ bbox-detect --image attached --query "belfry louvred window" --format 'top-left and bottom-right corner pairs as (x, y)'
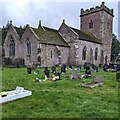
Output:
(89, 20), (93, 29)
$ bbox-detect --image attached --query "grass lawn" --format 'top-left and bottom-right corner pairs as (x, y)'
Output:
(1, 67), (119, 118)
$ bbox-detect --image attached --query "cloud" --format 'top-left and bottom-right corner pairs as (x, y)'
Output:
(1, 0), (118, 37)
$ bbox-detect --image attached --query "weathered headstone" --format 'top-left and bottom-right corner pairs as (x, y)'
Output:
(76, 66), (80, 73)
(92, 76), (104, 83)
(52, 65), (56, 74)
(81, 76), (104, 88)
(69, 65), (72, 70)
(71, 69), (78, 80)
(61, 65), (66, 73)
(55, 72), (61, 80)
(27, 67), (31, 74)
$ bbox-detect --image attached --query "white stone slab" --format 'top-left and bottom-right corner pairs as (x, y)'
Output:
(0, 87), (32, 104)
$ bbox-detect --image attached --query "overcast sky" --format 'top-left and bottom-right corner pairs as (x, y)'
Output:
(0, 0), (119, 39)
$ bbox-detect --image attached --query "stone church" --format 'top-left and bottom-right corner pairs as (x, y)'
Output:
(3, 2), (114, 67)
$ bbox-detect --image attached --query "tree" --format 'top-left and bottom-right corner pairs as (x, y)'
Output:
(111, 33), (120, 62)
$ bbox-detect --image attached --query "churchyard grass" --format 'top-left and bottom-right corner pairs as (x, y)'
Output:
(1, 67), (119, 118)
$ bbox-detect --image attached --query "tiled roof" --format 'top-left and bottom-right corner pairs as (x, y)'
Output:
(32, 27), (69, 47)
(70, 27), (102, 44)
(14, 27), (25, 38)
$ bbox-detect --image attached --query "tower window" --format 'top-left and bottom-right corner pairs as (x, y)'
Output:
(89, 20), (93, 29)
(107, 20), (110, 29)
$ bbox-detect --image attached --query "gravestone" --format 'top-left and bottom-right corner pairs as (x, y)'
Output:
(52, 65), (56, 74)
(81, 76), (104, 88)
(116, 72), (120, 82)
(71, 69), (78, 80)
(69, 65), (72, 70)
(55, 72), (61, 80)
(27, 67), (31, 74)
(15, 86), (24, 94)
(92, 76), (104, 83)
(76, 66), (80, 73)
(61, 65), (66, 73)
(99, 64), (102, 68)
(44, 67), (50, 78)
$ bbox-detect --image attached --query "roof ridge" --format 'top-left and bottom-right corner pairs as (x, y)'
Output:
(43, 26), (57, 32)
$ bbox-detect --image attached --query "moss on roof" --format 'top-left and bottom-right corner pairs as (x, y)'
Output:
(32, 27), (69, 47)
(14, 27), (25, 38)
(70, 27), (102, 44)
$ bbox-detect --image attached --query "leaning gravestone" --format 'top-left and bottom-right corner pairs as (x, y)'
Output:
(116, 72), (120, 82)
(92, 76), (104, 83)
(81, 76), (104, 88)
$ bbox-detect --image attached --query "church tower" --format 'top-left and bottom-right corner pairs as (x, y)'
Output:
(80, 2), (114, 64)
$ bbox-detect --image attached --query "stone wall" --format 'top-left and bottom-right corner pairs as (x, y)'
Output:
(77, 40), (102, 65)
(59, 21), (102, 65)
(41, 44), (69, 67)
(80, 5), (113, 64)
(20, 26), (38, 66)
(4, 25), (20, 60)
(59, 22), (79, 65)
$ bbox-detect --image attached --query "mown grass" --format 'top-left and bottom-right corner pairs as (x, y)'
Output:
(1, 67), (119, 118)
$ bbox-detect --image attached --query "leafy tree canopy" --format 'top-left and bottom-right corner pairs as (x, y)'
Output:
(111, 33), (120, 62)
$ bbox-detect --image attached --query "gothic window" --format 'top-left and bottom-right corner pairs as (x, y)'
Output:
(89, 20), (93, 29)
(51, 50), (52, 58)
(90, 48), (93, 64)
(105, 55), (108, 63)
(82, 46), (87, 60)
(95, 48), (98, 60)
(107, 20), (110, 29)
(26, 38), (31, 55)
(9, 36), (15, 57)
(100, 50), (104, 64)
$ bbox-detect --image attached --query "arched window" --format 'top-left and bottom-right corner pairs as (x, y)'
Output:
(107, 20), (110, 29)
(26, 38), (31, 55)
(100, 50), (104, 64)
(51, 50), (52, 58)
(82, 46), (87, 60)
(89, 20), (93, 29)
(95, 48), (98, 60)
(9, 36), (15, 57)
(90, 48), (93, 64)
(105, 55), (108, 63)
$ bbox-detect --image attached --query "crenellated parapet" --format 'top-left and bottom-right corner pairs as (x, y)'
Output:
(80, 2), (114, 17)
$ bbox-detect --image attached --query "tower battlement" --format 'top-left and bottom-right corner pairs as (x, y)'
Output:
(80, 2), (114, 17)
